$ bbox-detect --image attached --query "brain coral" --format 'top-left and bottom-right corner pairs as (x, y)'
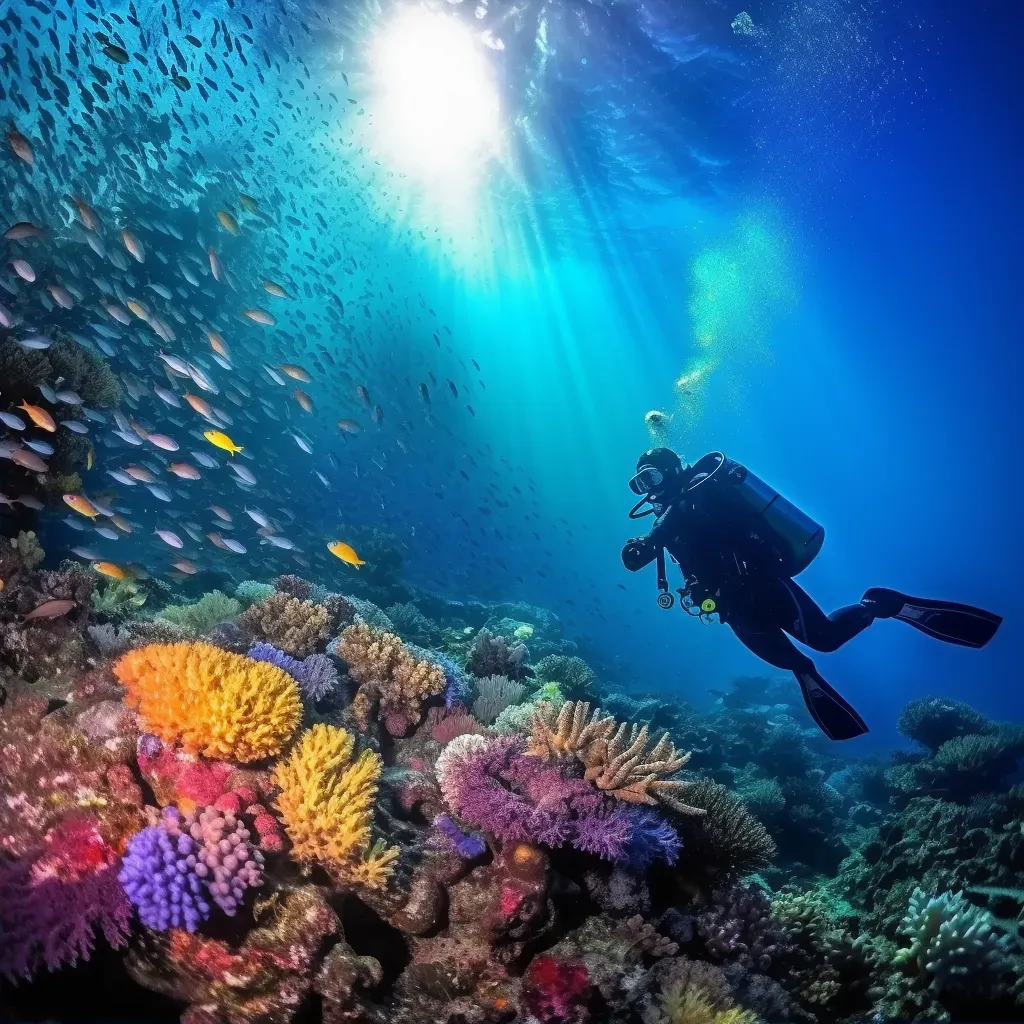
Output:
(113, 643), (301, 763)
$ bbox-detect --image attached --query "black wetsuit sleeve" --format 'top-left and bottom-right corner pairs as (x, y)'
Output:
(621, 507), (677, 572)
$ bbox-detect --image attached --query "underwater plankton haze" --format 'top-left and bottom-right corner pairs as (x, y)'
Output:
(0, 0), (1022, 1022)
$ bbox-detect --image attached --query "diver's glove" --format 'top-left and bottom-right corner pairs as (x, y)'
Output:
(622, 535), (659, 572)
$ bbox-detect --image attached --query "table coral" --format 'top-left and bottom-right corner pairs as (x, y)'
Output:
(272, 723), (399, 889)
(113, 642), (301, 762)
(336, 622), (446, 736)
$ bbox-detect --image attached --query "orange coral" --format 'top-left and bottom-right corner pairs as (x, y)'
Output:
(113, 642), (301, 763)
(335, 623), (446, 736)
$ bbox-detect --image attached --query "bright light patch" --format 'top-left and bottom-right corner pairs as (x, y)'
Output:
(370, 7), (501, 179)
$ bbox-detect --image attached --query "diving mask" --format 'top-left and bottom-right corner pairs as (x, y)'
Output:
(628, 465), (664, 496)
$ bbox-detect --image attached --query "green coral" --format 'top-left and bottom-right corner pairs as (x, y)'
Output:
(235, 580), (276, 607)
(91, 578), (147, 619)
(14, 531), (44, 571)
(158, 590), (242, 635)
(492, 680), (565, 733)
(533, 654), (596, 696)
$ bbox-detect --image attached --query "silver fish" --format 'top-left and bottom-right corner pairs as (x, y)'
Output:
(62, 420), (89, 434)
(94, 527), (119, 540)
(0, 412), (26, 430)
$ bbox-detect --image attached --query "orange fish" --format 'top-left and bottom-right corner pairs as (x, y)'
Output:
(124, 465), (156, 483)
(207, 531), (228, 550)
(294, 389), (313, 413)
(207, 331), (229, 358)
(184, 393), (214, 418)
(173, 559), (199, 575)
(18, 401), (56, 432)
(92, 561), (128, 579)
(280, 364), (311, 382)
(63, 493), (99, 518)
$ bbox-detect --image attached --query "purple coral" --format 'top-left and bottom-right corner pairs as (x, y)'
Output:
(248, 641), (339, 704)
(433, 814), (488, 859)
(164, 806), (264, 916)
(0, 817), (131, 981)
(436, 735), (631, 860)
(696, 881), (795, 973)
(618, 807), (682, 871)
(118, 819), (211, 932)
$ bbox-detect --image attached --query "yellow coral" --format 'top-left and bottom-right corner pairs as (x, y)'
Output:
(335, 623), (446, 735)
(113, 642), (301, 763)
(656, 985), (758, 1024)
(272, 724), (399, 889)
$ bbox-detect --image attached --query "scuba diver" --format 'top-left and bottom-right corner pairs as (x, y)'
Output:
(621, 448), (1002, 741)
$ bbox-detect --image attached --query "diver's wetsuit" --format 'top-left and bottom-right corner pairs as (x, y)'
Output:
(621, 494), (872, 673)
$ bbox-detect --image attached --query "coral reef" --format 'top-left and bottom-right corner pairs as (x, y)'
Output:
(336, 622), (446, 736)
(113, 642), (302, 761)
(157, 589), (242, 635)
(1, 561), (1020, 1024)
(272, 723), (399, 889)
(237, 591), (341, 656)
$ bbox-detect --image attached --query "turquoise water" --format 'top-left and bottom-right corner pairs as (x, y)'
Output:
(1, 0), (1020, 746)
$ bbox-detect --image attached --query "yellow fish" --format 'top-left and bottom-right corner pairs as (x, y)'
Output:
(328, 540), (365, 569)
(126, 299), (149, 320)
(63, 494), (99, 518)
(203, 429), (243, 455)
(92, 561), (128, 579)
(216, 209), (240, 235)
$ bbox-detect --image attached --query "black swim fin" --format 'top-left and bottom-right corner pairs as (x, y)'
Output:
(795, 668), (869, 741)
(862, 588), (1002, 649)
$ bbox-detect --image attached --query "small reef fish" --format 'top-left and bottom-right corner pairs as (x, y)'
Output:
(13, 449), (48, 472)
(24, 599), (75, 621)
(241, 308), (275, 326)
(263, 280), (292, 298)
(63, 494), (100, 518)
(280, 364), (311, 382)
(217, 210), (240, 235)
(155, 529), (184, 549)
(168, 463), (201, 480)
(92, 562), (129, 579)
(148, 434), (180, 452)
(328, 540), (366, 568)
(121, 229), (145, 262)
(18, 402), (56, 432)
(294, 389), (313, 413)
(173, 559), (199, 574)
(337, 419), (362, 434)
(204, 430), (243, 455)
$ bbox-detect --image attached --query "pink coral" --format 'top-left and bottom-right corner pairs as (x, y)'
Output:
(520, 954), (591, 1023)
(0, 816), (132, 981)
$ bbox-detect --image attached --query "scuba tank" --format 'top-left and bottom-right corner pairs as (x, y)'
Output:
(684, 452), (824, 576)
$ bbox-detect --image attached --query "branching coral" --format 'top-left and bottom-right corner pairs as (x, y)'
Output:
(238, 591), (337, 657)
(435, 734), (658, 863)
(335, 622), (446, 736)
(897, 697), (994, 753)
(272, 724), (399, 889)
(113, 642), (301, 762)
(471, 674), (528, 724)
(528, 701), (702, 815)
(894, 887), (1016, 994)
(158, 589), (242, 634)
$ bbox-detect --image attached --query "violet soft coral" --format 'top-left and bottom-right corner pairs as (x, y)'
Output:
(118, 819), (211, 932)
(248, 641), (340, 704)
(0, 816), (132, 982)
(435, 734), (635, 860)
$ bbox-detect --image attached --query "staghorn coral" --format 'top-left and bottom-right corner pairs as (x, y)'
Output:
(113, 642), (301, 762)
(237, 591), (336, 657)
(528, 700), (703, 815)
(335, 622), (446, 736)
(157, 589), (242, 635)
(0, 815), (132, 982)
(471, 674), (528, 724)
(272, 724), (399, 889)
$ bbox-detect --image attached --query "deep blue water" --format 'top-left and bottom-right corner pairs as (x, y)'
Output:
(3, 0), (1021, 749)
